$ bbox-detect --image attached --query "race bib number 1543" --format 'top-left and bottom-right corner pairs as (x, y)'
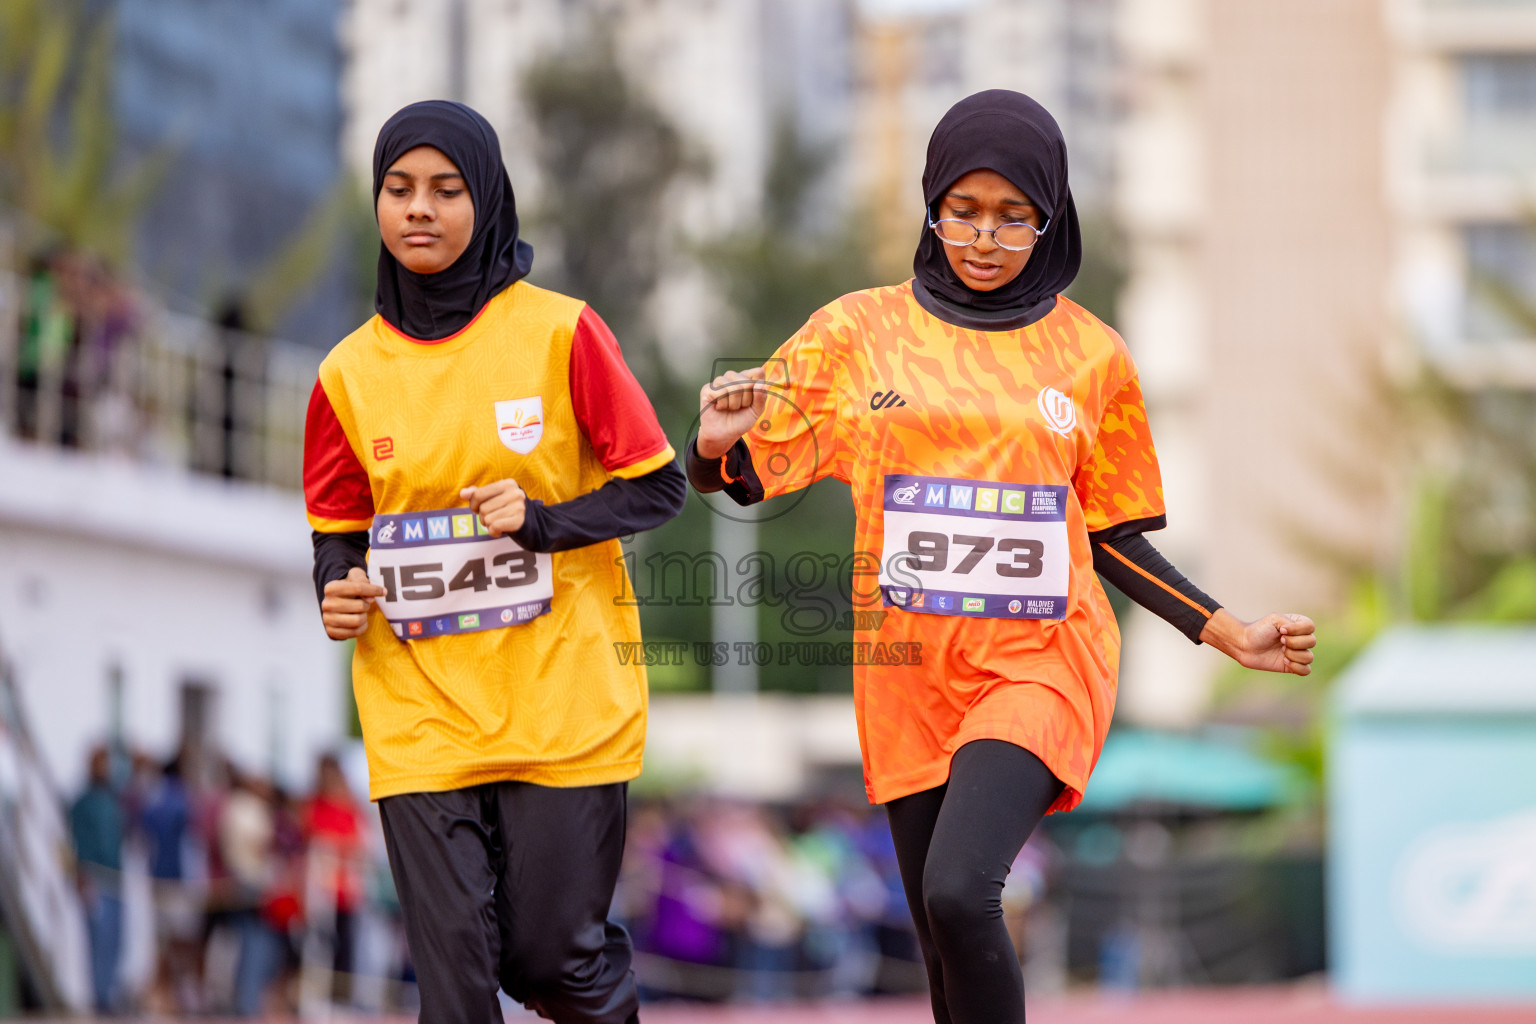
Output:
(369, 507), (553, 638)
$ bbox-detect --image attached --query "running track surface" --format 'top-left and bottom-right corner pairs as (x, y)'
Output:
(110, 990), (1532, 1023)
(639, 988), (1536, 1024)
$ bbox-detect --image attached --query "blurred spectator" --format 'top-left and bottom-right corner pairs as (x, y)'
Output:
(789, 800), (888, 997)
(70, 745), (126, 1014)
(648, 798), (743, 982)
(616, 795), (936, 1003)
(259, 783), (308, 1011)
(139, 753), (203, 1013)
(15, 253), (72, 443)
(217, 767), (280, 1016)
(702, 804), (803, 1001)
(302, 753), (365, 1002)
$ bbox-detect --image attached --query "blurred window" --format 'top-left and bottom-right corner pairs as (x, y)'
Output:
(923, 21), (962, 88)
(1463, 54), (1536, 120)
(1464, 222), (1536, 341)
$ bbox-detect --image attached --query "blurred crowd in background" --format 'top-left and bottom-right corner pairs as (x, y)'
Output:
(67, 745), (377, 1016)
(62, 733), (1093, 1013)
(65, 740), (1074, 1014)
(66, 729), (1330, 1016)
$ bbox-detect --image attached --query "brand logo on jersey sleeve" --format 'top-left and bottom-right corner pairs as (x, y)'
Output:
(870, 390), (908, 410)
(1037, 387), (1077, 436)
(495, 397), (544, 454)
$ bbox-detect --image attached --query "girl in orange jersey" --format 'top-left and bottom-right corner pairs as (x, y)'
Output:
(688, 90), (1316, 1023)
(304, 101), (683, 1024)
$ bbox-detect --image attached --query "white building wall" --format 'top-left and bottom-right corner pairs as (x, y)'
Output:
(0, 442), (345, 793)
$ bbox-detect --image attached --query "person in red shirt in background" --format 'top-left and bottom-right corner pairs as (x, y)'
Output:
(303, 754), (365, 1002)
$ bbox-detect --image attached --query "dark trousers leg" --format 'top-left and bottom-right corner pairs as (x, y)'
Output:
(489, 780), (638, 1024)
(380, 789), (504, 1024)
(885, 740), (1064, 1024)
(381, 783), (638, 1024)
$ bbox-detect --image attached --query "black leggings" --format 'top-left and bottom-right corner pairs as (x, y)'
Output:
(885, 740), (1064, 1024)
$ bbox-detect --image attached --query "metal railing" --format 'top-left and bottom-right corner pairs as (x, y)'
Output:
(0, 268), (321, 491)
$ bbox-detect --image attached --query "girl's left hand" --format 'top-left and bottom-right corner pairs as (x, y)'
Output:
(461, 479), (526, 537)
(1200, 609), (1316, 675)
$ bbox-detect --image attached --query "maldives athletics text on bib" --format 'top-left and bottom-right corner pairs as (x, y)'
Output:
(368, 507), (554, 638)
(877, 474), (1069, 620)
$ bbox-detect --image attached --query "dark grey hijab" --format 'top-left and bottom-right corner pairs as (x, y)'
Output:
(372, 100), (535, 340)
(912, 90), (1082, 331)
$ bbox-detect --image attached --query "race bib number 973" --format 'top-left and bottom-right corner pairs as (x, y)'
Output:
(877, 475), (1069, 620)
(369, 507), (553, 638)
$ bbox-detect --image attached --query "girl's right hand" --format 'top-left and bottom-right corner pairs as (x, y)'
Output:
(321, 567), (386, 640)
(697, 366), (768, 459)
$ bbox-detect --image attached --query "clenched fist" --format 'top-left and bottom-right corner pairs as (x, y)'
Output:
(1200, 609), (1317, 675)
(322, 566), (386, 640)
(461, 479), (527, 537)
(696, 366), (768, 459)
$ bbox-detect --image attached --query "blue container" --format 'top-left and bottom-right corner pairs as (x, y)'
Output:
(1329, 626), (1536, 1002)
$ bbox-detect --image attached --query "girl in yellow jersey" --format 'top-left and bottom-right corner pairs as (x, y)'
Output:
(304, 101), (681, 1024)
(689, 91), (1316, 1024)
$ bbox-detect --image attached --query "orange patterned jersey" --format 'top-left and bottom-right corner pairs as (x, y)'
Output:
(733, 281), (1163, 811)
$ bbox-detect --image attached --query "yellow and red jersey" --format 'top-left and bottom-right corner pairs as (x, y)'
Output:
(728, 282), (1163, 811)
(304, 282), (674, 800)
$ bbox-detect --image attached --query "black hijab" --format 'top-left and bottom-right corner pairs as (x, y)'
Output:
(372, 100), (535, 340)
(911, 90), (1082, 331)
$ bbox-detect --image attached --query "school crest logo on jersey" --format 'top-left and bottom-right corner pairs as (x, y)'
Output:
(1036, 387), (1077, 437)
(495, 398), (543, 454)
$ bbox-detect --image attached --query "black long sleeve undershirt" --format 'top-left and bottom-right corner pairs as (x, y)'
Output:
(685, 436), (1221, 643)
(311, 460), (687, 607)
(1088, 526), (1220, 643)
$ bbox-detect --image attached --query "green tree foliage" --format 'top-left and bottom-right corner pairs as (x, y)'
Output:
(517, 24), (881, 690)
(518, 27), (712, 684)
(521, 28), (696, 400)
(1217, 348), (1536, 804)
(242, 182), (379, 336)
(0, 0), (166, 266)
(699, 116), (879, 692)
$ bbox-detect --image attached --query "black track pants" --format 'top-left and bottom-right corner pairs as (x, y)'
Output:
(379, 781), (639, 1024)
(885, 740), (1064, 1024)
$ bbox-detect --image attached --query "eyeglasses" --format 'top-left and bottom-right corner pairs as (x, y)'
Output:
(927, 215), (1050, 252)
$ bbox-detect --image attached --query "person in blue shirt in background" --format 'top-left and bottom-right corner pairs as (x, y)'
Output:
(71, 745), (125, 1014)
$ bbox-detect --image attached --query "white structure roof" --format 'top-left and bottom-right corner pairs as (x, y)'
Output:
(1336, 625), (1536, 718)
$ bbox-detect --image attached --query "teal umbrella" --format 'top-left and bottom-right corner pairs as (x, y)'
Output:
(1076, 729), (1301, 812)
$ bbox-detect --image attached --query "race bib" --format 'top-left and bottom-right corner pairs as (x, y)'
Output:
(878, 475), (1069, 620)
(368, 507), (553, 638)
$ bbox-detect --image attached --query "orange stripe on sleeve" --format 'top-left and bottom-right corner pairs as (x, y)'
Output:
(1098, 542), (1214, 619)
(608, 444), (676, 480)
